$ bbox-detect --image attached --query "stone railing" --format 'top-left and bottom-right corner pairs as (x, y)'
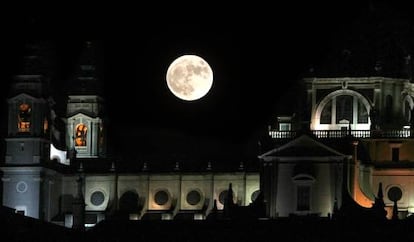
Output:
(268, 129), (412, 139)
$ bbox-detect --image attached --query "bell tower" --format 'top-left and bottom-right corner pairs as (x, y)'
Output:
(66, 41), (106, 159)
(1, 42), (53, 219)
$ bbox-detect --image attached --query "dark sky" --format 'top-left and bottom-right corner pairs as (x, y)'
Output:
(1, 2), (412, 161)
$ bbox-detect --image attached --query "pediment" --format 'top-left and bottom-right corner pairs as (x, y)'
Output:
(8, 93), (45, 103)
(67, 112), (95, 120)
(258, 134), (349, 161)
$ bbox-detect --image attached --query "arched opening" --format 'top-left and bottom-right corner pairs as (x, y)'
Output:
(75, 124), (87, 146)
(312, 89), (371, 131)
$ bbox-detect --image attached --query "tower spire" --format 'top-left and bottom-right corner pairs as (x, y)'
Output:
(65, 40), (107, 159)
(11, 41), (53, 98)
(68, 41), (103, 95)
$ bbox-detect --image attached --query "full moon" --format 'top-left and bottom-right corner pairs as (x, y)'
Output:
(166, 54), (213, 101)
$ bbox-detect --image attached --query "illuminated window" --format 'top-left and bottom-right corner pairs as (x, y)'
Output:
(336, 95), (353, 124)
(43, 117), (48, 134)
(318, 94), (369, 125)
(75, 124), (87, 146)
(279, 123), (291, 131)
(18, 103), (31, 132)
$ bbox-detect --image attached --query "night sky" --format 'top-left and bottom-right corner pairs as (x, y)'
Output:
(0, 2), (412, 161)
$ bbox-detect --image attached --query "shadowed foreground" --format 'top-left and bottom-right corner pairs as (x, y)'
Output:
(84, 218), (414, 242)
(2, 205), (414, 242)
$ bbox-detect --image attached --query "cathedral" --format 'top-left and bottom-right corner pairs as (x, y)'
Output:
(2, 8), (414, 229)
(0, 41), (262, 228)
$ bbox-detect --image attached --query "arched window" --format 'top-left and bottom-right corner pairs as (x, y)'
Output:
(403, 95), (414, 124)
(336, 95), (353, 124)
(358, 99), (369, 123)
(320, 100), (332, 124)
(313, 90), (371, 131)
(75, 124), (87, 146)
(18, 103), (31, 132)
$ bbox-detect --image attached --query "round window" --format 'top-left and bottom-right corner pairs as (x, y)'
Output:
(387, 186), (403, 202)
(154, 190), (169, 206)
(16, 181), (28, 193)
(186, 190), (201, 206)
(90, 191), (105, 206)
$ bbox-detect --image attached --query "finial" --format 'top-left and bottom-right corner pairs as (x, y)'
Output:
(238, 161), (244, 170)
(377, 182), (383, 199)
(392, 201), (399, 220)
(207, 161), (212, 171)
(142, 162), (148, 171)
(174, 161), (180, 171)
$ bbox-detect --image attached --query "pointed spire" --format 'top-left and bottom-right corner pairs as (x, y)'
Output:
(377, 182), (384, 199)
(392, 201), (399, 220)
(11, 41), (53, 97)
(206, 199), (219, 221)
(227, 183), (234, 204)
(372, 182), (387, 220)
(223, 183), (235, 218)
(212, 199), (218, 212)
